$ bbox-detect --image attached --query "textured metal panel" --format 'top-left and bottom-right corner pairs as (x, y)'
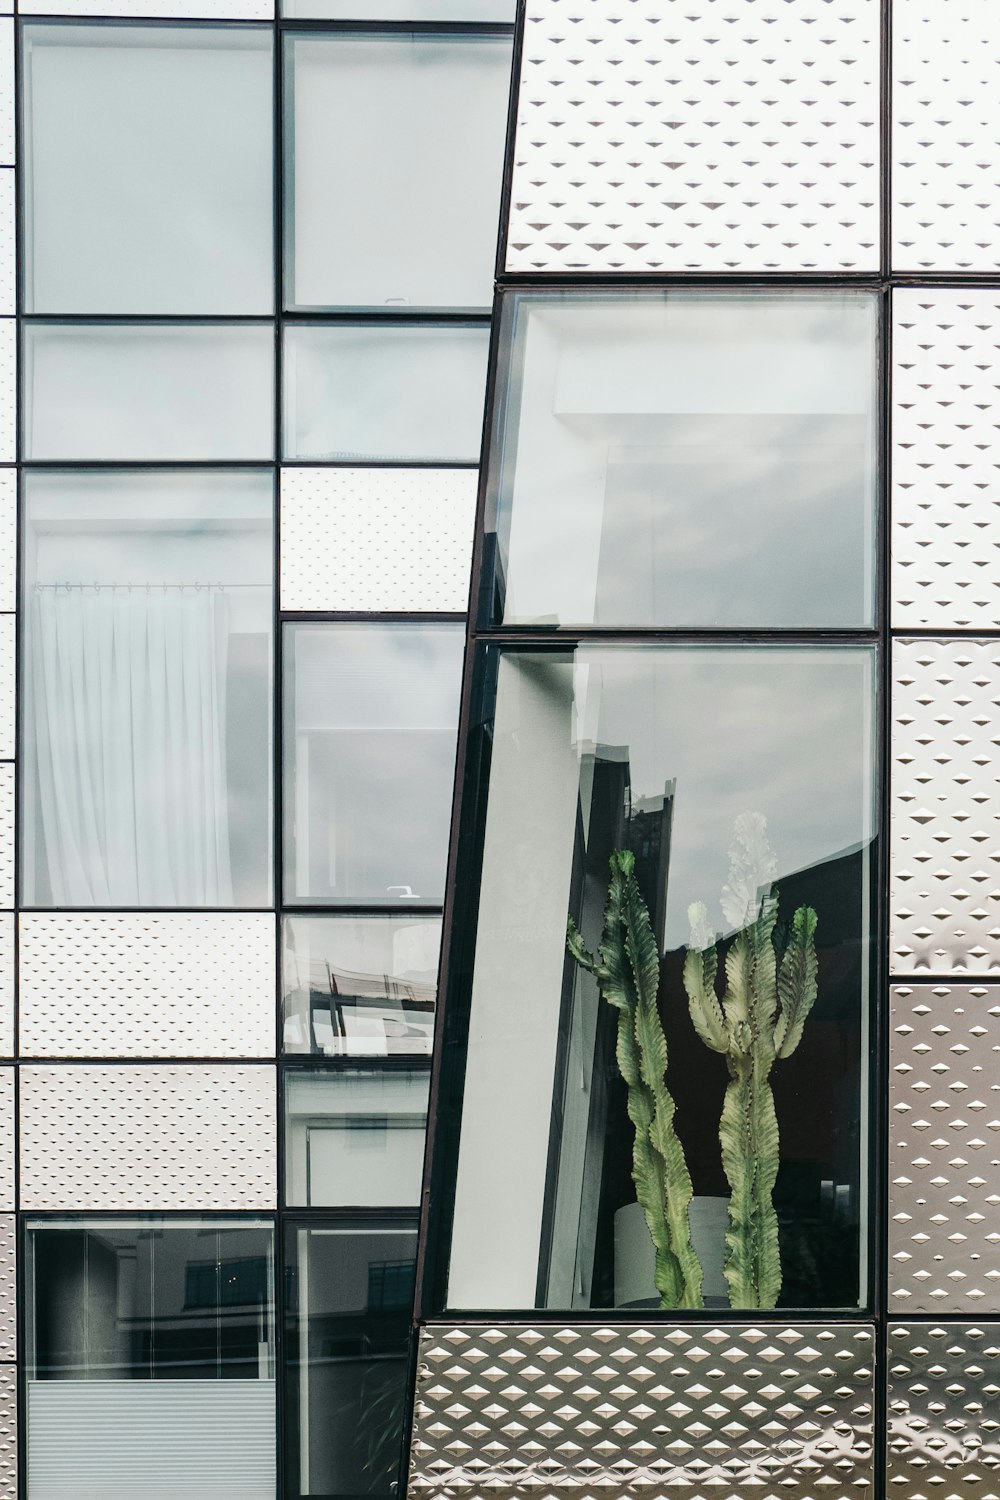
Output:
(409, 1323), (875, 1499)
(0, 21), (11, 165)
(19, 1065), (276, 1209)
(19, 0), (271, 17)
(0, 1073), (12, 1214)
(0, 916), (12, 1058)
(0, 766), (13, 911)
(893, 291), (1000, 629)
(0, 475), (13, 615)
(505, 0), (880, 274)
(0, 1367), (15, 1500)
(0, 322), (12, 466)
(893, 1), (1000, 270)
(0, 616), (12, 764)
(280, 467), (477, 613)
(891, 639), (1000, 974)
(888, 1322), (1000, 1496)
(0, 1221), (12, 1364)
(0, 175), (10, 318)
(890, 983), (1000, 1310)
(19, 912), (277, 1058)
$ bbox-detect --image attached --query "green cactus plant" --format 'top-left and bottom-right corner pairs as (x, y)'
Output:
(567, 849), (704, 1310)
(683, 812), (818, 1309)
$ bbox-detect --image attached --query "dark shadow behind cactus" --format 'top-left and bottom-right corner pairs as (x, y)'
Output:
(567, 849), (704, 1310)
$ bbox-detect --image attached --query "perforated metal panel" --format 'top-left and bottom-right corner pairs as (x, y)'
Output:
(0, 1073), (12, 1214)
(893, 291), (1000, 629)
(0, 917), (12, 1060)
(893, 1), (1000, 271)
(19, 1065), (276, 1209)
(0, 176), (11, 320)
(19, 0), (271, 16)
(890, 983), (1000, 1310)
(19, 912), (277, 1058)
(408, 1323), (875, 1498)
(0, 24), (12, 166)
(0, 616), (12, 766)
(891, 640), (1000, 974)
(505, 0), (880, 274)
(0, 1220), (13, 1365)
(280, 467), (477, 613)
(0, 322), (12, 467)
(0, 1366), (15, 1500)
(888, 1322), (1000, 1496)
(0, 475), (14, 616)
(0, 767), (13, 913)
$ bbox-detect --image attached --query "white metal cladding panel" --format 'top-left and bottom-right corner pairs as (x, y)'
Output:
(890, 983), (1000, 1312)
(0, 916), (12, 1058)
(409, 1324), (875, 1498)
(19, 1065), (276, 1209)
(0, 1220), (13, 1363)
(892, 640), (1000, 974)
(19, 912), (277, 1058)
(888, 1323), (1000, 1495)
(19, 0), (272, 16)
(0, 474), (13, 614)
(0, 1367), (14, 1500)
(893, 291), (1000, 630)
(0, 21), (11, 164)
(0, 175), (11, 318)
(0, 1073), (12, 1213)
(505, 0), (880, 274)
(0, 766), (12, 910)
(27, 1380), (275, 1499)
(894, 1), (1000, 270)
(0, 322), (12, 466)
(0, 616), (12, 764)
(280, 467), (478, 613)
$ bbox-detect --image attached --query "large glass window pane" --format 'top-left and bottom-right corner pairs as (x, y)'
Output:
(21, 23), (273, 313)
(283, 323), (489, 462)
(487, 291), (878, 628)
(22, 470), (274, 907)
(25, 1218), (275, 1498)
(283, 623), (463, 905)
(23, 324), (275, 461)
(284, 1221), (417, 1499)
(284, 32), (511, 309)
(283, 915), (440, 1056)
(445, 645), (876, 1312)
(283, 1), (514, 18)
(285, 1069), (429, 1206)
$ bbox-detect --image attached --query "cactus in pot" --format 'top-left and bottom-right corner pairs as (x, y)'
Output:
(683, 812), (818, 1309)
(567, 849), (703, 1310)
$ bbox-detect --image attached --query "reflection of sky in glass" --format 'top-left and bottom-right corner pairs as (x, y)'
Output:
(573, 647), (874, 950)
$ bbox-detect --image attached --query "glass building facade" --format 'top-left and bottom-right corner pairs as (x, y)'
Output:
(0, 0), (997, 1496)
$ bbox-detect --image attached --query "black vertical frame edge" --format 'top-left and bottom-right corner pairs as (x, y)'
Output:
(492, 0), (526, 286)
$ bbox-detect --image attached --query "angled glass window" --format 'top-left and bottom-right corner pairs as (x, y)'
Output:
(282, 323), (489, 462)
(283, 915), (440, 1057)
(282, 623), (463, 905)
(284, 1220), (418, 1500)
(22, 323), (275, 461)
(443, 644), (876, 1312)
(21, 471), (274, 907)
(284, 31), (511, 310)
(485, 291), (878, 628)
(25, 1218), (275, 1498)
(284, 1069), (429, 1207)
(21, 23), (273, 314)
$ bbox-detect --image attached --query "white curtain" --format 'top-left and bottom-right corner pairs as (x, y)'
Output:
(29, 585), (233, 906)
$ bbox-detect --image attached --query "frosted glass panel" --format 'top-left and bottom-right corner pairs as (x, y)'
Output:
(284, 1), (513, 16)
(284, 1069), (429, 1206)
(23, 324), (274, 460)
(285, 32), (511, 308)
(21, 24), (273, 313)
(283, 323), (489, 461)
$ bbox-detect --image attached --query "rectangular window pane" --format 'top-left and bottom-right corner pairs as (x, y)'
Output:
(23, 324), (275, 461)
(446, 644), (875, 1312)
(284, 32), (511, 309)
(22, 470), (274, 907)
(283, 915), (440, 1056)
(282, 323), (489, 462)
(282, 623), (463, 905)
(283, 0), (514, 17)
(22, 24), (273, 313)
(284, 1069), (429, 1206)
(284, 1221), (417, 1499)
(26, 1218), (275, 1498)
(488, 291), (878, 628)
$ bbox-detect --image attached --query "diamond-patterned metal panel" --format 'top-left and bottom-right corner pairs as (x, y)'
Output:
(280, 467), (477, 613)
(19, 1065), (276, 1209)
(891, 639), (1000, 974)
(505, 0), (880, 274)
(893, 291), (1000, 630)
(890, 983), (1000, 1310)
(893, 1), (1000, 271)
(19, 912), (277, 1058)
(888, 1322), (1000, 1496)
(408, 1323), (875, 1499)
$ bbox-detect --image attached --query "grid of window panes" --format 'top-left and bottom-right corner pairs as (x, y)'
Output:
(14, 10), (514, 1499)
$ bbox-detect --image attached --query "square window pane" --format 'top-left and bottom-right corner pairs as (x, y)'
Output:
(283, 915), (440, 1056)
(282, 623), (463, 905)
(283, 323), (489, 462)
(284, 1068), (429, 1206)
(22, 470), (274, 907)
(446, 644), (876, 1312)
(284, 1221), (417, 1499)
(284, 32), (511, 309)
(23, 323), (275, 461)
(21, 23), (273, 313)
(488, 291), (878, 628)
